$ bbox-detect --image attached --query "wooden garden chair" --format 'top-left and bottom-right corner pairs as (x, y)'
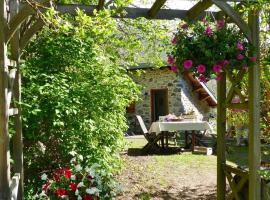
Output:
(135, 115), (162, 153)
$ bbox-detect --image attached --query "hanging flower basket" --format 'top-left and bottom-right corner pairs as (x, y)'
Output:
(167, 19), (256, 82)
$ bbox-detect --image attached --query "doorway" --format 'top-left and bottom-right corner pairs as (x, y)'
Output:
(151, 89), (169, 122)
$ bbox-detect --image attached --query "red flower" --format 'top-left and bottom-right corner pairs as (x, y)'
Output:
(63, 168), (72, 179)
(82, 194), (93, 200)
(53, 174), (60, 183)
(69, 182), (77, 192)
(56, 188), (68, 197)
(217, 19), (225, 29)
(42, 182), (50, 192)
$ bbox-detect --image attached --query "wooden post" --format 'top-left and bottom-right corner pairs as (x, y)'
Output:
(0, 0), (11, 198)
(217, 72), (226, 200)
(248, 9), (261, 200)
(10, 0), (24, 198)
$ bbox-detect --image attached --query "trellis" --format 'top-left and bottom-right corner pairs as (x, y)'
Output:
(0, 0), (260, 199)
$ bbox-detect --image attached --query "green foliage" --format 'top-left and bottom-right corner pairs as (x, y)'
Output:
(22, 9), (140, 194)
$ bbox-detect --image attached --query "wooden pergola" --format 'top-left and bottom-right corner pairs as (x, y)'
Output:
(0, 0), (260, 199)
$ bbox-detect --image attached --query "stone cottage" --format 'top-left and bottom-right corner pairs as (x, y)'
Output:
(126, 66), (217, 134)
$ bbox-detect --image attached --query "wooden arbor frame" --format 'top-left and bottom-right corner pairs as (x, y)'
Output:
(0, 0), (260, 199)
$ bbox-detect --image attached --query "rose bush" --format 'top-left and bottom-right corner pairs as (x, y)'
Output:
(167, 18), (256, 82)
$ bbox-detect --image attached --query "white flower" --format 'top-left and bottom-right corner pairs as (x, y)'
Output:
(85, 166), (91, 173)
(77, 182), (85, 188)
(71, 175), (76, 181)
(69, 151), (77, 156)
(41, 173), (47, 181)
(75, 164), (82, 172)
(75, 189), (79, 196)
(86, 187), (100, 195)
(77, 195), (82, 200)
(78, 155), (83, 161)
(88, 170), (95, 178)
(70, 158), (76, 163)
(86, 188), (95, 194)
(39, 191), (47, 197)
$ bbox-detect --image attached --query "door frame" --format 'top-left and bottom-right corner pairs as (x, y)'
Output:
(150, 88), (169, 122)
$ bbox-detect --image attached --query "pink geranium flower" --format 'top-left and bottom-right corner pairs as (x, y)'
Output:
(205, 26), (213, 36)
(250, 56), (257, 62)
(215, 74), (222, 81)
(217, 19), (225, 29)
(167, 55), (174, 65)
(171, 37), (177, 45)
(237, 41), (244, 51)
(198, 75), (207, 83)
(183, 60), (193, 69)
(197, 64), (206, 73)
(170, 65), (178, 73)
(212, 64), (222, 73)
(237, 54), (244, 60)
(222, 60), (230, 66)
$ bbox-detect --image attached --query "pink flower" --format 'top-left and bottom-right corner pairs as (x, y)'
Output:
(250, 56), (257, 62)
(222, 60), (230, 66)
(232, 96), (241, 104)
(181, 24), (188, 29)
(212, 64), (222, 73)
(171, 37), (177, 44)
(237, 41), (244, 51)
(170, 65), (178, 73)
(237, 54), (244, 60)
(198, 75), (207, 83)
(197, 64), (206, 73)
(167, 55), (174, 65)
(215, 74), (222, 81)
(217, 19), (225, 29)
(205, 26), (213, 36)
(183, 60), (193, 69)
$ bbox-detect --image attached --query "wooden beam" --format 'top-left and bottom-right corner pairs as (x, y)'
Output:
(193, 87), (203, 92)
(6, 4), (35, 43)
(7, 59), (17, 67)
(8, 108), (18, 116)
(217, 72), (226, 200)
(248, 8), (261, 200)
(148, 0), (167, 18)
(212, 0), (252, 42)
(19, 18), (44, 50)
(56, 4), (218, 20)
(0, 0), (11, 198)
(97, 0), (105, 10)
(10, 173), (20, 200)
(200, 95), (211, 101)
(10, 0), (24, 198)
(226, 102), (248, 110)
(186, 0), (213, 21)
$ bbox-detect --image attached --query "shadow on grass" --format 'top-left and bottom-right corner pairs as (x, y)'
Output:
(134, 185), (216, 200)
(127, 147), (183, 157)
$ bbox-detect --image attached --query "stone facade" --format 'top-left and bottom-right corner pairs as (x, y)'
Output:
(127, 67), (214, 134)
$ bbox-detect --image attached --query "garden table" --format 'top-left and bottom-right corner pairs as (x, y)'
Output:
(149, 120), (213, 151)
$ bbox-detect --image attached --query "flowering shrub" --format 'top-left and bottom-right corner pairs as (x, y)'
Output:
(168, 19), (256, 82)
(40, 153), (122, 200)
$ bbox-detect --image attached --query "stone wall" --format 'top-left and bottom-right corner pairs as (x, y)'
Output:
(127, 68), (213, 134)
